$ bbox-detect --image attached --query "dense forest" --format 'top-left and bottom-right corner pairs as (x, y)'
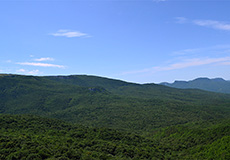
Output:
(0, 74), (230, 159)
(0, 115), (229, 159)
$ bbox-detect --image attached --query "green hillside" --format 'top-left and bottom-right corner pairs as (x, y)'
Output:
(0, 74), (230, 133)
(0, 114), (229, 160)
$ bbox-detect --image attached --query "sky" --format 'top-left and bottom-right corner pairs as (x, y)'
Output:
(1, 0), (230, 83)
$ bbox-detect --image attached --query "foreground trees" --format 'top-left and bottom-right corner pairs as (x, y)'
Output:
(0, 115), (229, 159)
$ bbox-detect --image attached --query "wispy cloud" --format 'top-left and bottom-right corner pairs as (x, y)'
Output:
(6, 60), (12, 63)
(219, 61), (230, 66)
(16, 69), (40, 75)
(156, 57), (230, 71)
(175, 17), (188, 24)
(175, 17), (230, 31)
(122, 57), (230, 75)
(193, 20), (230, 31)
(50, 30), (89, 38)
(17, 62), (65, 68)
(17, 69), (26, 72)
(34, 57), (54, 62)
(172, 44), (230, 56)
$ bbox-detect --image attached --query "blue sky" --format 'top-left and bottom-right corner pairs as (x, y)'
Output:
(1, 0), (230, 83)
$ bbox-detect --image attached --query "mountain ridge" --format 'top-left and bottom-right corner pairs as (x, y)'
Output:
(160, 77), (230, 94)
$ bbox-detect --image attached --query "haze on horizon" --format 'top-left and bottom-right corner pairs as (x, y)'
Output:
(1, 0), (230, 83)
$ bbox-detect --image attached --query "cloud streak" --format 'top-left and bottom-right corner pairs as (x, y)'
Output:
(156, 57), (230, 71)
(172, 44), (230, 56)
(175, 17), (230, 31)
(219, 61), (230, 66)
(17, 62), (65, 68)
(50, 30), (89, 38)
(16, 69), (40, 75)
(122, 57), (230, 75)
(193, 20), (230, 31)
(34, 57), (54, 62)
(175, 17), (188, 24)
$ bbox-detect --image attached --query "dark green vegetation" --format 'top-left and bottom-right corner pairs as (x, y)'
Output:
(0, 115), (229, 160)
(0, 74), (230, 159)
(0, 115), (160, 160)
(1, 74), (230, 133)
(161, 77), (230, 94)
(152, 118), (230, 159)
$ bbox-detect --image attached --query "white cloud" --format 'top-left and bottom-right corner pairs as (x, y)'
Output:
(16, 69), (40, 75)
(156, 57), (230, 71)
(175, 17), (230, 31)
(50, 30), (89, 38)
(219, 61), (230, 65)
(17, 69), (26, 72)
(172, 44), (230, 56)
(17, 62), (65, 68)
(193, 20), (230, 31)
(34, 57), (54, 62)
(121, 57), (230, 75)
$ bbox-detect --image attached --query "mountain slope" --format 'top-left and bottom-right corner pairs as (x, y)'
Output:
(0, 74), (230, 133)
(160, 77), (230, 94)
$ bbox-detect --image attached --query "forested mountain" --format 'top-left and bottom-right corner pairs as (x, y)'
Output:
(160, 77), (230, 94)
(0, 74), (230, 133)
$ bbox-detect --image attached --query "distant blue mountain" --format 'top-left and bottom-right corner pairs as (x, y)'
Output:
(160, 77), (230, 94)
